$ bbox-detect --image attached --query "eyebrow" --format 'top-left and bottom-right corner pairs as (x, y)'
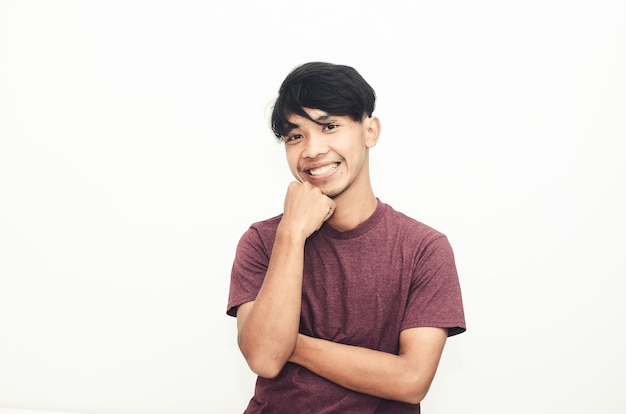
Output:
(293, 113), (336, 128)
(282, 112), (338, 136)
(314, 114), (334, 123)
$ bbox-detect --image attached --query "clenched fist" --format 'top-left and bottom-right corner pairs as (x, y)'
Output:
(279, 181), (336, 239)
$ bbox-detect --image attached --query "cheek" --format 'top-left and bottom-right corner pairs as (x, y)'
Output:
(285, 152), (300, 175)
(349, 146), (368, 171)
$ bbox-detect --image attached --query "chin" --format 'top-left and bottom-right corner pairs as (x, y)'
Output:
(306, 178), (349, 199)
(322, 186), (347, 199)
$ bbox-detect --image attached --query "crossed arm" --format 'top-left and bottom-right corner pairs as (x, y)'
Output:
(238, 298), (446, 405)
(289, 327), (446, 404)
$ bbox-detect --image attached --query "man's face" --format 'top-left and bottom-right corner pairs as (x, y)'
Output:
(283, 108), (379, 199)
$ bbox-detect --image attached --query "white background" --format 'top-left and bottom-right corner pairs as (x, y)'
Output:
(1, 1), (625, 413)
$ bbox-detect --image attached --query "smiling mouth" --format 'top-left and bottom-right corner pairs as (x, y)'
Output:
(307, 163), (339, 176)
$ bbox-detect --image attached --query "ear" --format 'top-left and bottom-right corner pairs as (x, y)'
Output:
(364, 116), (381, 149)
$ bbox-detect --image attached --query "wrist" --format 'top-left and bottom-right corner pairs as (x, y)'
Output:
(276, 221), (308, 245)
(289, 333), (308, 365)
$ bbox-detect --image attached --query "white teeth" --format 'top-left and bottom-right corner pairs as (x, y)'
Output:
(309, 163), (338, 176)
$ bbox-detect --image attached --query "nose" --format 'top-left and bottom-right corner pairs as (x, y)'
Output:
(301, 132), (330, 159)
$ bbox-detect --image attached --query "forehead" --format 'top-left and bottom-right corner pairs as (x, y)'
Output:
(288, 107), (327, 121)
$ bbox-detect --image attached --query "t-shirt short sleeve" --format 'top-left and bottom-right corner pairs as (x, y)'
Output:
(226, 225), (272, 317)
(401, 235), (466, 336)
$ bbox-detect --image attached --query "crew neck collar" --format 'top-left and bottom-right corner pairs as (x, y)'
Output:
(319, 199), (386, 240)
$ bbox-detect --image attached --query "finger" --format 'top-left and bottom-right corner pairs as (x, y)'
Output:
(324, 205), (335, 221)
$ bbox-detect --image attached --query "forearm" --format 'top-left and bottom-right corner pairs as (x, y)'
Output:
(237, 181), (336, 378)
(289, 332), (445, 404)
(237, 230), (306, 377)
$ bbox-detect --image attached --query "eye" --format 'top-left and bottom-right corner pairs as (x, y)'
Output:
(323, 123), (339, 132)
(284, 133), (303, 143)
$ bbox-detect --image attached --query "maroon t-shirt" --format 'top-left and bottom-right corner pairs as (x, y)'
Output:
(227, 200), (466, 413)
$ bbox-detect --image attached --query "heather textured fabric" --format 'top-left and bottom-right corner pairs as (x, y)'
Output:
(227, 200), (466, 413)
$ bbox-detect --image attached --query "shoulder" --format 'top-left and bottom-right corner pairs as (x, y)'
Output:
(380, 201), (447, 245)
(248, 213), (283, 235)
(237, 214), (283, 254)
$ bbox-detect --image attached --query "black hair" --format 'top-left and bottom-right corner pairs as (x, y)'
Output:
(270, 62), (376, 141)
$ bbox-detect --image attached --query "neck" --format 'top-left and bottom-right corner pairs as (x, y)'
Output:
(327, 188), (378, 232)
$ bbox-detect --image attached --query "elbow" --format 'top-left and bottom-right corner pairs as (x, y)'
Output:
(402, 389), (427, 405)
(253, 366), (283, 379)
(398, 386), (428, 405)
(244, 353), (287, 379)
(238, 335), (289, 379)
(397, 375), (432, 405)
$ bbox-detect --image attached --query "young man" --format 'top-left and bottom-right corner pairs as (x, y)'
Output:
(227, 62), (466, 413)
